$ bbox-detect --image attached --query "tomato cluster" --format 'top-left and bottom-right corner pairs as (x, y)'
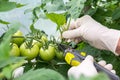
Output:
(10, 30), (64, 61)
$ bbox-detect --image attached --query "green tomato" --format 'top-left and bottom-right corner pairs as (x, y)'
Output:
(55, 51), (64, 60)
(41, 35), (48, 43)
(20, 43), (39, 60)
(33, 40), (43, 48)
(10, 43), (20, 56)
(11, 30), (25, 46)
(39, 45), (55, 61)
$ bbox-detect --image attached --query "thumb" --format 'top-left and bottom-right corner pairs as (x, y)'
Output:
(62, 28), (81, 38)
(67, 55), (98, 79)
(78, 55), (98, 77)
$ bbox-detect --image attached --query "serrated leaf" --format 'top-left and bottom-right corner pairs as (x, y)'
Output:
(0, 1), (24, 12)
(0, 19), (10, 24)
(15, 68), (65, 80)
(66, 0), (87, 19)
(46, 13), (66, 27)
(112, 7), (120, 20)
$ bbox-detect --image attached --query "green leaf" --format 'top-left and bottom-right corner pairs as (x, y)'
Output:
(2, 60), (25, 79)
(0, 1), (16, 12)
(46, 13), (66, 27)
(85, 8), (97, 16)
(112, 7), (120, 20)
(0, 22), (21, 61)
(0, 1), (25, 12)
(15, 68), (65, 80)
(0, 35), (11, 61)
(0, 19), (10, 25)
(69, 73), (110, 80)
(16, 3), (26, 8)
(66, 0), (87, 19)
(0, 57), (25, 68)
(91, 73), (110, 80)
(43, 0), (65, 12)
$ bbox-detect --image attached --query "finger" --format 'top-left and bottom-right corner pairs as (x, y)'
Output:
(104, 64), (113, 70)
(80, 55), (94, 67)
(62, 28), (81, 38)
(111, 70), (116, 74)
(85, 55), (94, 62)
(98, 60), (106, 66)
(79, 55), (98, 77)
(76, 15), (91, 27)
(69, 20), (77, 30)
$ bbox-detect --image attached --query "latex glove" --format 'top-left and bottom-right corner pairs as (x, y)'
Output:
(12, 59), (36, 78)
(68, 55), (116, 79)
(62, 15), (120, 55)
(12, 66), (24, 78)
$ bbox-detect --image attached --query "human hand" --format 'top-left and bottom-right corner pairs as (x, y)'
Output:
(68, 55), (116, 79)
(12, 66), (24, 78)
(62, 15), (120, 55)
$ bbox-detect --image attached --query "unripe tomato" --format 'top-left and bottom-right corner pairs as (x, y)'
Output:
(32, 40), (43, 48)
(39, 44), (55, 61)
(55, 51), (64, 60)
(20, 43), (39, 60)
(10, 43), (20, 57)
(11, 30), (25, 46)
(41, 35), (48, 43)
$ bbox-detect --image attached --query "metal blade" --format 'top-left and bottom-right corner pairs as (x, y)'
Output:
(57, 43), (71, 52)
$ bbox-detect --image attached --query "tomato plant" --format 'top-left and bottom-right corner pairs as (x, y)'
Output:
(39, 44), (56, 61)
(10, 43), (20, 57)
(32, 40), (43, 48)
(20, 42), (39, 60)
(0, 0), (120, 80)
(41, 35), (48, 44)
(55, 49), (64, 60)
(11, 30), (25, 46)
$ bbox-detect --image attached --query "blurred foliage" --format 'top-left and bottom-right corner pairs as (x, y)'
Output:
(0, 19), (10, 25)
(0, 0), (120, 80)
(0, 0), (25, 12)
(69, 73), (110, 80)
(0, 23), (25, 79)
(14, 68), (65, 80)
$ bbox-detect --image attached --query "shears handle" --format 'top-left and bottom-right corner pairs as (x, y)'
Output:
(94, 62), (120, 80)
(65, 49), (120, 80)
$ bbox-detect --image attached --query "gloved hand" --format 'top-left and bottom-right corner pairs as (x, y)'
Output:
(68, 55), (116, 79)
(12, 66), (24, 78)
(62, 15), (120, 55)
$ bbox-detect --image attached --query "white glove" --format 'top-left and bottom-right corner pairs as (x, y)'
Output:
(12, 66), (24, 78)
(62, 15), (120, 55)
(68, 55), (116, 79)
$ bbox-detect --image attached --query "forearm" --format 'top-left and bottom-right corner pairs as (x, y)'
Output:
(116, 38), (120, 55)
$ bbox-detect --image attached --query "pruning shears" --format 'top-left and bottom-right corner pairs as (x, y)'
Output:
(58, 43), (120, 80)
